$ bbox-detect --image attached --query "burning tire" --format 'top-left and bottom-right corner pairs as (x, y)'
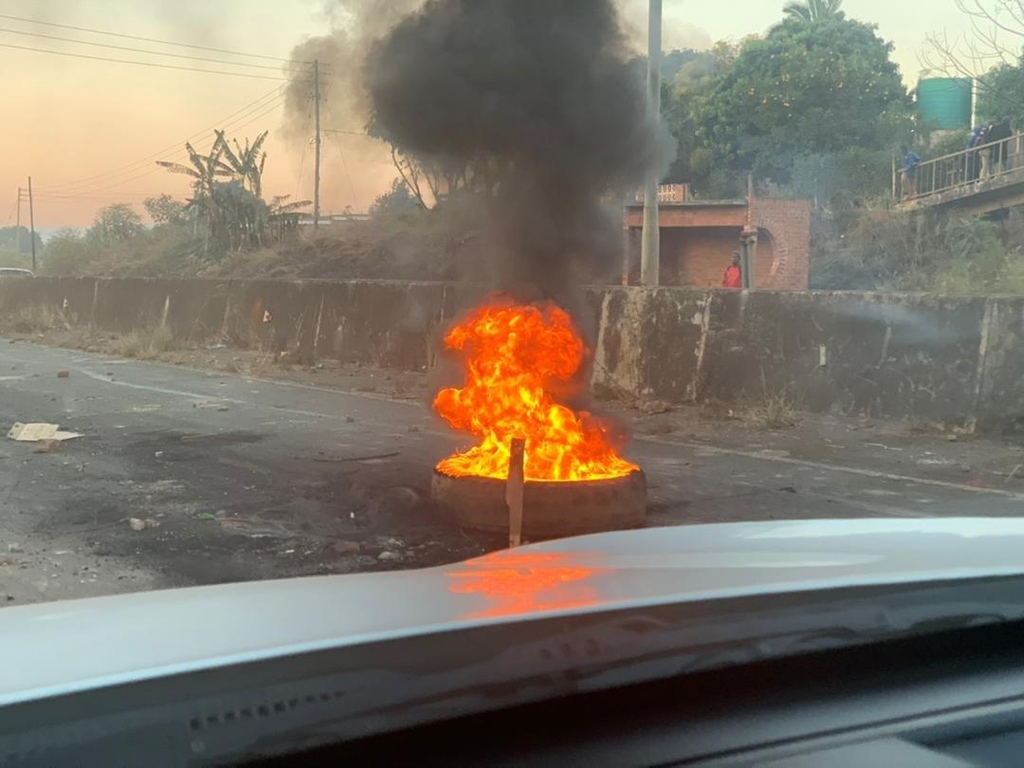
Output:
(431, 468), (646, 538)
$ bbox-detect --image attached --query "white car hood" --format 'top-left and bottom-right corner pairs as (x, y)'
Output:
(3, 517), (1024, 707)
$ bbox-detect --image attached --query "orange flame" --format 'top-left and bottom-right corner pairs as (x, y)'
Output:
(433, 298), (638, 481)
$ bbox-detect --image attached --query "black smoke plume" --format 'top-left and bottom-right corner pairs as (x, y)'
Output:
(365, 0), (671, 300)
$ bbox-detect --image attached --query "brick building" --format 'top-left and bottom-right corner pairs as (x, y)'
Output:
(622, 185), (810, 290)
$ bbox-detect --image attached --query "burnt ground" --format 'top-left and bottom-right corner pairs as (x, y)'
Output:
(2, 336), (1024, 607)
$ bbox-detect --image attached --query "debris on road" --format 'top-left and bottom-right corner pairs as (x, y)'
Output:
(57, 370), (70, 379)
(377, 551), (401, 562)
(639, 400), (674, 415)
(7, 544), (23, 553)
(128, 518), (147, 531)
(7, 422), (83, 442)
(34, 439), (62, 454)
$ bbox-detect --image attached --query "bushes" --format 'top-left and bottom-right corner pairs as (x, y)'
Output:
(811, 204), (1024, 294)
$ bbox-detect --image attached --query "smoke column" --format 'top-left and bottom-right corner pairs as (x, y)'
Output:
(365, 0), (671, 299)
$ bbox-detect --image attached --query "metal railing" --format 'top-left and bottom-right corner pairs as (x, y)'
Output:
(898, 132), (1024, 203)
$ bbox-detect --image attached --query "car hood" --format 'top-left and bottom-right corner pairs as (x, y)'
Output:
(4, 517), (1024, 706)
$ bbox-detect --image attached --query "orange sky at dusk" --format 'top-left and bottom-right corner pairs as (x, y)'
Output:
(0, 0), (976, 232)
(0, 0), (397, 230)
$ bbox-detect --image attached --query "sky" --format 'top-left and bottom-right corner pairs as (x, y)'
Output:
(0, 0), (978, 231)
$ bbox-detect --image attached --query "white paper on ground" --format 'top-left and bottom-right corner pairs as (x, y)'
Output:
(7, 423), (83, 442)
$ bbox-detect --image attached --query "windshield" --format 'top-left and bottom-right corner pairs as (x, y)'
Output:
(1, 0), (1022, 617)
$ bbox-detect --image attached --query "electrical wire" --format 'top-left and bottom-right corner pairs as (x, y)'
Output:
(0, 40), (290, 81)
(44, 86), (286, 193)
(324, 101), (361, 206)
(0, 26), (312, 72)
(48, 93), (289, 197)
(0, 12), (306, 64)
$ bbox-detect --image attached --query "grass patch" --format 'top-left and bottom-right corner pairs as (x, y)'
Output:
(117, 325), (179, 360)
(747, 373), (801, 430)
(8, 304), (69, 334)
(749, 392), (800, 429)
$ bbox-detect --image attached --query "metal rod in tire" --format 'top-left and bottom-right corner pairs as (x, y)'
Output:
(506, 438), (525, 548)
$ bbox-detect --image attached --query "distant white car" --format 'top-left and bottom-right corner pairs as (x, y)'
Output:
(0, 268), (33, 278)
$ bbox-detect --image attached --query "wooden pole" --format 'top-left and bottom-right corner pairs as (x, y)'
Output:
(313, 60), (322, 229)
(15, 187), (21, 255)
(27, 177), (36, 273)
(639, 0), (662, 286)
(506, 438), (525, 548)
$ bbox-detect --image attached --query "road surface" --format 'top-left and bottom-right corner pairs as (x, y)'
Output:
(1, 340), (1021, 606)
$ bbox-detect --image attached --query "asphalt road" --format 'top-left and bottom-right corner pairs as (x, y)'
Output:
(2, 340), (1022, 606)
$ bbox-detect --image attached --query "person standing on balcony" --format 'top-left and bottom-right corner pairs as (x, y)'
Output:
(723, 252), (742, 289)
(966, 126), (983, 181)
(988, 117), (1012, 175)
(900, 146), (921, 200)
(979, 122), (995, 179)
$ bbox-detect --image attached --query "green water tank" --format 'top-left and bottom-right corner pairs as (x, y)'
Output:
(917, 77), (973, 130)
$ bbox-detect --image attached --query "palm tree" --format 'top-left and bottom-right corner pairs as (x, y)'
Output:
(783, 0), (844, 22)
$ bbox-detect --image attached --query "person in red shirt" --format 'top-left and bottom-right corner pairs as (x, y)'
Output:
(723, 252), (742, 288)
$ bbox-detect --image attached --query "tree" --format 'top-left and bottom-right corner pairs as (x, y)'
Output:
(783, 0), (844, 22)
(695, 16), (911, 184)
(89, 204), (144, 247)
(660, 41), (749, 195)
(369, 178), (420, 217)
(976, 58), (1024, 128)
(0, 226), (43, 258)
(925, 1), (1024, 85)
(143, 194), (187, 226)
(40, 228), (93, 276)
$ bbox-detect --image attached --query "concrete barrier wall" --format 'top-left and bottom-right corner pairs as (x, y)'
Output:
(2, 277), (1022, 429)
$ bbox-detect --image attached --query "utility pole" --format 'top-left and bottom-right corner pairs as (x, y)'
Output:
(639, 0), (662, 287)
(15, 187), (21, 255)
(313, 59), (322, 229)
(27, 177), (36, 273)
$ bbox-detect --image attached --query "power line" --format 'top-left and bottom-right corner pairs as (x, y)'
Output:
(323, 128), (372, 137)
(46, 93), (289, 198)
(0, 12), (306, 65)
(44, 86), (286, 193)
(0, 40), (290, 81)
(0, 26), (312, 72)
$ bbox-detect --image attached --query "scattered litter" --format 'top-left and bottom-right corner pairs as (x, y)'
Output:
(343, 451), (400, 463)
(53, 550), (70, 555)
(345, 415), (356, 423)
(377, 551), (400, 562)
(639, 400), (673, 415)
(128, 518), (147, 531)
(196, 512), (218, 521)
(144, 518), (160, 529)
(154, 451), (164, 458)
(282, 549), (296, 555)
(57, 370), (70, 379)
(947, 434), (959, 442)
(7, 544), (23, 554)
(778, 486), (797, 494)
(206, 344), (227, 350)
(7, 423), (83, 442)
(34, 439), (62, 454)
